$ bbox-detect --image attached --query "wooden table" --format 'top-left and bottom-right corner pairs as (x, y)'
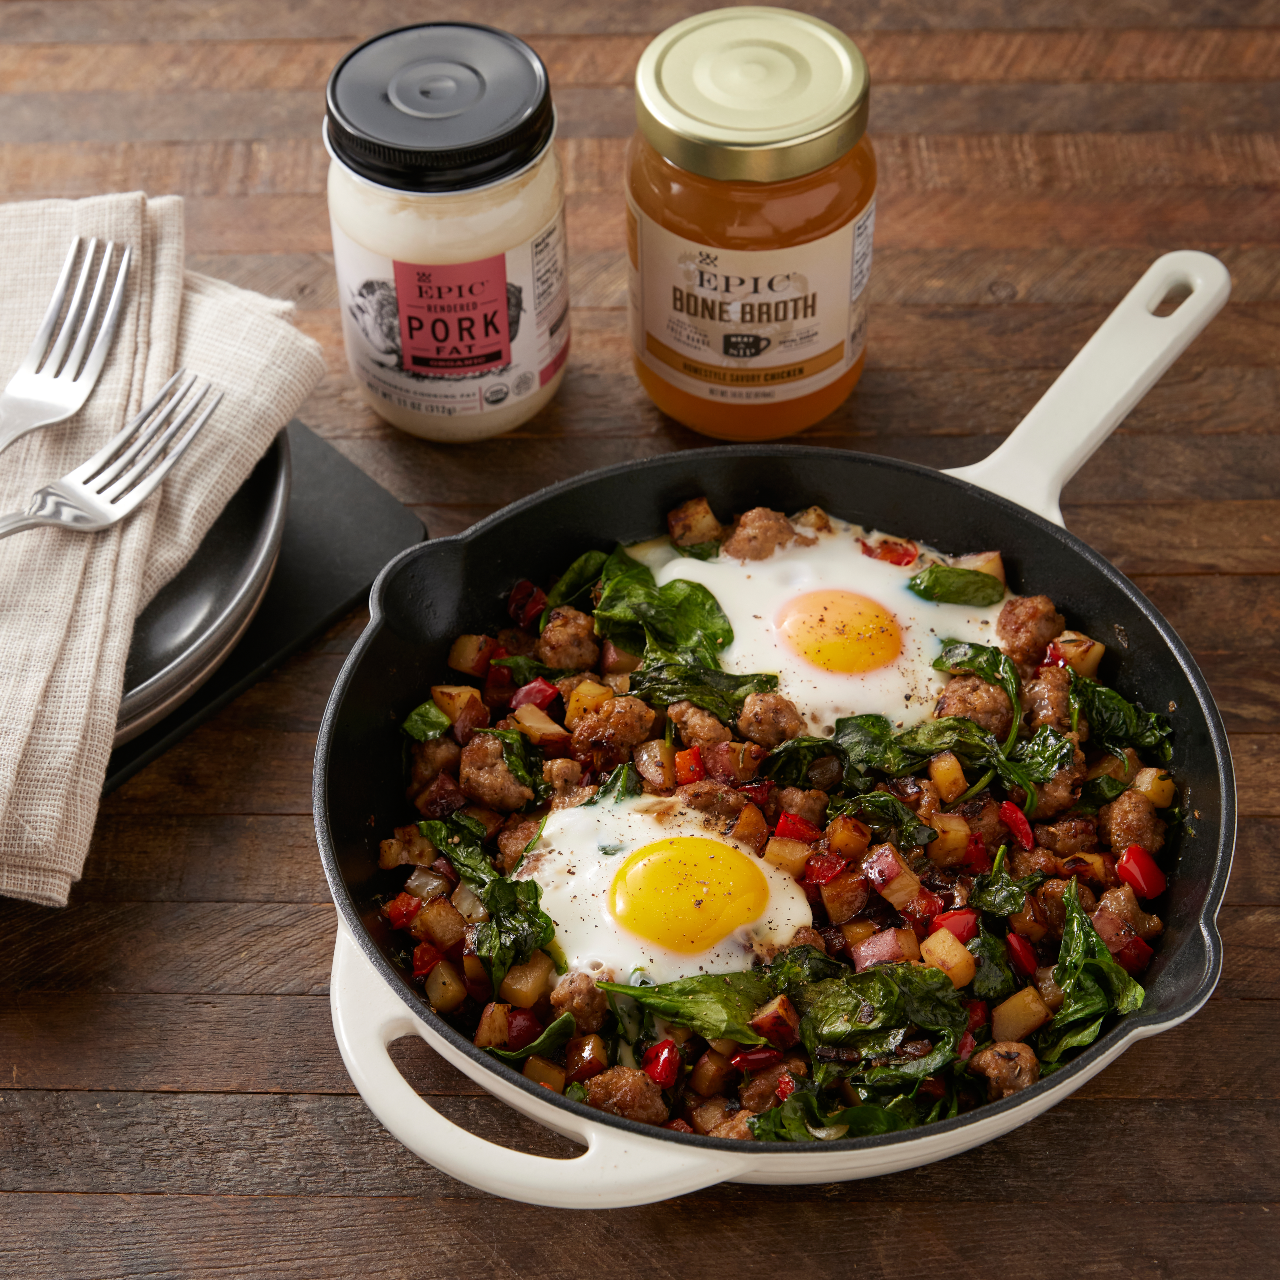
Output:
(2, 2), (1276, 1274)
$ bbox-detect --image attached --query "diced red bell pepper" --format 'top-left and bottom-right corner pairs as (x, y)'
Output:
(859, 537), (919, 566)
(506, 1008), (543, 1052)
(957, 1031), (977, 1062)
(1117, 844), (1167, 899)
(903, 888), (947, 922)
(963, 999), (989, 1033)
(1005, 931), (1038, 978)
(482, 648), (515, 708)
(775, 1072), (797, 1102)
(929, 906), (980, 945)
(510, 676), (559, 711)
(384, 891), (422, 931)
(507, 579), (549, 629)
(1114, 935), (1155, 975)
(641, 1039), (681, 1089)
(802, 852), (848, 887)
(999, 800), (1034, 851)
(663, 1118), (696, 1133)
(1039, 641), (1068, 671)
(775, 811), (823, 843)
(959, 833), (993, 873)
(738, 779), (775, 809)
(411, 941), (444, 979)
(730, 1046), (784, 1073)
(673, 746), (705, 785)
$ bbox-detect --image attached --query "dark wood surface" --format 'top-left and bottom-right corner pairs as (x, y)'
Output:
(2, 2), (1277, 1275)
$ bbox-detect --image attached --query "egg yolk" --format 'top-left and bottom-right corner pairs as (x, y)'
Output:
(776, 589), (903, 673)
(608, 837), (769, 953)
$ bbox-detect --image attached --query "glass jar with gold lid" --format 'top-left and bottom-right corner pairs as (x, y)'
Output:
(626, 7), (876, 440)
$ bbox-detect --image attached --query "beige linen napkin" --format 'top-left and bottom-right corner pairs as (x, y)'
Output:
(0, 194), (324, 907)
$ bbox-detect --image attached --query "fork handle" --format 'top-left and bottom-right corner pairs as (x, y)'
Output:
(0, 511), (56, 541)
(0, 395), (56, 458)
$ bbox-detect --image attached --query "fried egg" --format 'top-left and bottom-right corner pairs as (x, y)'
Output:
(515, 792), (811, 984)
(637, 516), (1005, 732)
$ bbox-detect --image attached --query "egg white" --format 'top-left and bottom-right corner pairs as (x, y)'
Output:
(515, 792), (812, 985)
(642, 517), (1005, 732)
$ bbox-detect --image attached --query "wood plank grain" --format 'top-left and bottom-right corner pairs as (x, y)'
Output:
(0, 1196), (1276, 1280)
(3, 1), (1276, 44)
(6, 30), (1279, 93)
(3, 992), (1268, 1099)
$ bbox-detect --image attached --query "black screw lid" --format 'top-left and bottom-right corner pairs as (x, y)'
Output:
(326, 23), (555, 193)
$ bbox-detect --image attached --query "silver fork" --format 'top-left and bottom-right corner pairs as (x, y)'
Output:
(0, 371), (222, 541)
(0, 237), (133, 456)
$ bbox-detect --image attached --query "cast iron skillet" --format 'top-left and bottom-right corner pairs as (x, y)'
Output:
(314, 252), (1237, 1207)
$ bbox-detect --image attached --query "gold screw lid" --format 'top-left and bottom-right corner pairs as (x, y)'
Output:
(635, 6), (870, 184)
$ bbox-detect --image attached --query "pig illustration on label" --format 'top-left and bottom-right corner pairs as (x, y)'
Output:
(347, 279), (404, 371)
(507, 282), (524, 342)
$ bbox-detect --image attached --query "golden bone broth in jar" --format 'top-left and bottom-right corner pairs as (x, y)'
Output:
(325, 24), (570, 442)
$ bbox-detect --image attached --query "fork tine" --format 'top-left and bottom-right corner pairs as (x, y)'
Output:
(101, 383), (210, 501)
(61, 242), (125, 384)
(104, 390), (222, 512)
(15, 239), (82, 377)
(40, 237), (99, 377)
(70, 244), (131, 390)
(69, 369), (188, 482)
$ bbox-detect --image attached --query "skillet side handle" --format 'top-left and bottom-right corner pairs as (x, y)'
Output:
(330, 925), (748, 1208)
(944, 250), (1231, 526)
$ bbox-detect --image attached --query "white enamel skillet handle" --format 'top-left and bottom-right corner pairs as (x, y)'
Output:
(945, 250), (1231, 524)
(331, 925), (751, 1207)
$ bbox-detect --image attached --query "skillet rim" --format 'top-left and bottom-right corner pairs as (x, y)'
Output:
(314, 443), (1236, 1158)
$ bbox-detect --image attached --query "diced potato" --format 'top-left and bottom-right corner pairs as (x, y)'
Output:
(634, 739), (677, 790)
(840, 920), (877, 952)
(431, 684), (483, 723)
(926, 812), (971, 868)
(603, 673), (630, 695)
(991, 985), (1052, 1043)
(763, 836), (813, 879)
(451, 880), (490, 924)
(729, 801), (768, 854)
(920, 928), (977, 988)
(1058, 851), (1109, 887)
(820, 871), (869, 925)
(447, 634), (498, 677)
(707, 1038), (739, 1057)
(564, 1034), (608, 1083)
(1056, 630), (1105, 679)
(564, 680), (613, 728)
(1009, 893), (1048, 943)
(601, 640), (643, 674)
(1087, 747), (1141, 786)
(954, 549), (1006, 585)
(379, 823), (439, 870)
(706, 740), (765, 783)
(473, 1002), (510, 1048)
(403, 866), (452, 901)
(690, 1096), (736, 1134)
(750, 995), (801, 1049)
(459, 806), (505, 839)
(667, 495), (723, 546)
(425, 959), (467, 1013)
(1035, 965), (1065, 1013)
(928, 751), (969, 804)
(825, 814), (871, 860)
(852, 927), (920, 971)
(523, 1054), (566, 1093)
(511, 702), (571, 750)
(1132, 767), (1176, 809)
(411, 895), (467, 950)
(688, 1048), (734, 1097)
(498, 949), (557, 1009)
(863, 844), (922, 910)
(793, 505), (833, 533)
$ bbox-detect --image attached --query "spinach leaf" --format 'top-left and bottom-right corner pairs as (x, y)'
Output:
(748, 1083), (913, 1142)
(1037, 1012), (1107, 1064)
(476, 728), (550, 803)
(759, 735), (844, 787)
(596, 972), (772, 1045)
(628, 662), (778, 722)
(565, 1081), (589, 1103)
(765, 944), (846, 1000)
(1009, 726), (1077, 784)
(486, 1011), (576, 1064)
(673, 540), (721, 562)
(908, 565), (1006, 608)
(835, 713), (1002, 784)
(795, 964), (965, 1051)
(1069, 672), (1173, 764)
(932, 638), (1021, 751)
(491, 655), (567, 687)
(402, 698), (452, 742)
(420, 811), (556, 993)
(966, 919), (1017, 1001)
(594, 544), (733, 669)
(585, 762), (644, 806)
(1079, 772), (1130, 811)
(896, 965), (969, 1033)
(833, 714), (920, 780)
(864, 1028), (960, 1088)
(969, 844), (1045, 917)
(827, 791), (937, 849)
(541, 549), (609, 622)
(1052, 877), (1145, 1020)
